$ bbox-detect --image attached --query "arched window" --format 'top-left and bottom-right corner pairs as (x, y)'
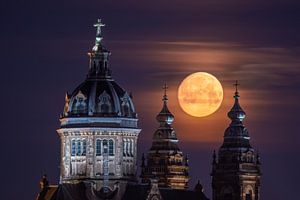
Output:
(246, 191), (252, 200)
(96, 139), (101, 156)
(98, 91), (112, 113)
(126, 139), (130, 156)
(129, 139), (133, 157)
(71, 140), (76, 156)
(76, 139), (82, 156)
(245, 186), (253, 200)
(121, 93), (131, 117)
(109, 139), (114, 156)
(103, 139), (108, 154)
(82, 139), (86, 156)
(101, 104), (110, 113)
(123, 139), (127, 156)
(74, 91), (87, 114)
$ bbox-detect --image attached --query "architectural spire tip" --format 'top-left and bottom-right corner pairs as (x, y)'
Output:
(233, 80), (240, 98)
(162, 83), (168, 102)
(93, 18), (105, 51)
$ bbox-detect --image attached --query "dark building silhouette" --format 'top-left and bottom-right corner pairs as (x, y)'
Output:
(140, 85), (189, 189)
(211, 82), (261, 200)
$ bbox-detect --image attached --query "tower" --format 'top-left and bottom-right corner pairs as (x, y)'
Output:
(141, 84), (189, 189)
(211, 81), (261, 200)
(56, 19), (141, 196)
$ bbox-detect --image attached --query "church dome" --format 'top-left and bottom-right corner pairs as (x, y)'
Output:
(62, 19), (136, 119)
(65, 79), (136, 118)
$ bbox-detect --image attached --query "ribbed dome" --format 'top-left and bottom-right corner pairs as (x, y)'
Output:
(64, 79), (136, 118)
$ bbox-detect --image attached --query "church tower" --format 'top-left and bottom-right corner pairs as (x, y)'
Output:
(211, 81), (261, 200)
(141, 84), (189, 190)
(56, 19), (141, 197)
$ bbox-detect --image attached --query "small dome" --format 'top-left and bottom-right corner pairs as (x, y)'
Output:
(64, 79), (136, 118)
(156, 87), (174, 125)
(227, 93), (246, 122)
(156, 103), (174, 125)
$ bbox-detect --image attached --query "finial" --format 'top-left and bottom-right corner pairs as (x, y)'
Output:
(162, 83), (168, 102)
(93, 19), (105, 51)
(233, 80), (240, 98)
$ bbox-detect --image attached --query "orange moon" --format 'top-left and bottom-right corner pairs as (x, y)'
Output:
(178, 72), (223, 117)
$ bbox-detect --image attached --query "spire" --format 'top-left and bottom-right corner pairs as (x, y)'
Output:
(227, 80), (246, 124)
(221, 80), (251, 148)
(156, 83), (174, 126)
(162, 83), (168, 103)
(87, 19), (112, 79)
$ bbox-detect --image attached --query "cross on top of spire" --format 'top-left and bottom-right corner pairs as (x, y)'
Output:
(233, 80), (240, 98)
(162, 83), (168, 102)
(93, 19), (105, 50)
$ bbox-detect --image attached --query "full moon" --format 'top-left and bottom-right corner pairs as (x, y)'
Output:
(178, 72), (223, 117)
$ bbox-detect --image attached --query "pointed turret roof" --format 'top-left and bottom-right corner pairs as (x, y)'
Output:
(221, 81), (252, 150)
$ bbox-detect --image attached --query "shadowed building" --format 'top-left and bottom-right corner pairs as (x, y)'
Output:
(140, 85), (189, 189)
(211, 82), (261, 200)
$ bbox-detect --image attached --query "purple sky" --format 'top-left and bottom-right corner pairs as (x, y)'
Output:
(1, 0), (300, 199)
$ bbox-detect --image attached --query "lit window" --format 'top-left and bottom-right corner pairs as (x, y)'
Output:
(109, 139), (114, 156)
(103, 139), (108, 154)
(123, 139), (126, 156)
(82, 139), (86, 156)
(130, 139), (134, 156)
(96, 139), (101, 156)
(77, 139), (82, 156)
(126, 139), (130, 156)
(71, 140), (76, 156)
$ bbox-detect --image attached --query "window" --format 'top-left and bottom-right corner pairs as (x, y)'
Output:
(129, 139), (134, 156)
(123, 139), (127, 156)
(246, 190), (252, 200)
(101, 104), (110, 113)
(82, 139), (86, 156)
(126, 139), (130, 156)
(96, 139), (101, 156)
(71, 140), (76, 156)
(98, 91), (111, 113)
(103, 139), (108, 154)
(109, 139), (114, 156)
(121, 93), (131, 117)
(131, 139), (134, 156)
(77, 139), (82, 156)
(74, 91), (87, 113)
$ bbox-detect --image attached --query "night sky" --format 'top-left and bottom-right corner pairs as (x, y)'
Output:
(1, 1), (300, 199)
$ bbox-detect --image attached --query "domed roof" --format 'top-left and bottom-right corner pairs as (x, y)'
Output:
(61, 19), (136, 119)
(64, 79), (136, 118)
